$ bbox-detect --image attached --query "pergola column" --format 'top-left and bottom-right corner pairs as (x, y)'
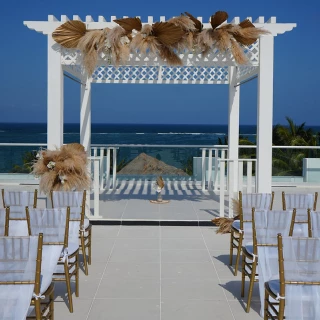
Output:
(256, 35), (274, 193)
(47, 36), (64, 148)
(80, 76), (91, 154)
(228, 66), (240, 196)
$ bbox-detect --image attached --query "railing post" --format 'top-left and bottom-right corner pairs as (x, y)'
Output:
(99, 147), (105, 190)
(112, 147), (117, 190)
(238, 161), (243, 192)
(247, 161), (253, 193)
(213, 148), (219, 191)
(201, 148), (206, 191)
(207, 148), (213, 191)
(228, 160), (234, 218)
(90, 157), (100, 218)
(106, 147), (111, 190)
(219, 159), (225, 217)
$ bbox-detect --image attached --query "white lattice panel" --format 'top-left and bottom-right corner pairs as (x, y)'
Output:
(62, 64), (83, 79)
(61, 45), (259, 68)
(92, 65), (229, 84)
(236, 66), (259, 83)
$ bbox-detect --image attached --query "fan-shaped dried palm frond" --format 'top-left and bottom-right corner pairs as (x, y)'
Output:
(52, 20), (87, 48)
(227, 20), (270, 46)
(114, 17), (142, 33)
(77, 28), (109, 75)
(210, 11), (228, 30)
(152, 22), (185, 47)
(184, 12), (203, 32)
(168, 15), (198, 50)
(168, 15), (196, 32)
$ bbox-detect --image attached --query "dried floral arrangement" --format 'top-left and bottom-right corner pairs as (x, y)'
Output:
(32, 143), (91, 194)
(52, 11), (269, 74)
(212, 198), (240, 234)
(153, 176), (165, 193)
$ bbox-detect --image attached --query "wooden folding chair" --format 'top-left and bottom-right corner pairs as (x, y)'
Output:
(230, 191), (274, 276)
(26, 207), (79, 313)
(241, 208), (295, 313)
(51, 190), (92, 275)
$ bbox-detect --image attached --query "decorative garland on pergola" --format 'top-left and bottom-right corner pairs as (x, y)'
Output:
(52, 11), (269, 74)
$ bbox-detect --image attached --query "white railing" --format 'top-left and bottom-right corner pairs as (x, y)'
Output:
(1, 143), (320, 220)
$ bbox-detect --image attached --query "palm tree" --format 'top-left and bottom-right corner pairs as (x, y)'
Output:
(272, 117), (320, 176)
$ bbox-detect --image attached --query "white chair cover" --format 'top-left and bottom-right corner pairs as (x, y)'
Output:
(28, 208), (66, 294)
(281, 237), (320, 320)
(242, 193), (272, 244)
(310, 211), (320, 237)
(255, 210), (293, 317)
(0, 208), (7, 235)
(3, 191), (36, 236)
(0, 236), (39, 320)
(51, 191), (85, 243)
(284, 193), (313, 236)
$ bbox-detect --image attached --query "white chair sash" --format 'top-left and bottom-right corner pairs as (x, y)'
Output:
(3, 191), (36, 237)
(284, 194), (313, 237)
(0, 236), (38, 320)
(255, 210), (293, 317)
(281, 237), (320, 320)
(28, 208), (66, 293)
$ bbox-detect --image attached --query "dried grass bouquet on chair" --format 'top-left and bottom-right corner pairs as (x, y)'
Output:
(32, 143), (91, 194)
(212, 198), (240, 233)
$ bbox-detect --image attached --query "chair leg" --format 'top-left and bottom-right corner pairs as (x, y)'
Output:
(76, 252), (79, 297)
(241, 254), (245, 297)
(246, 260), (257, 313)
(234, 234), (243, 276)
(81, 235), (89, 275)
(278, 299), (285, 320)
(264, 288), (269, 320)
(229, 230), (234, 266)
(49, 286), (54, 320)
(35, 299), (41, 320)
(88, 229), (92, 265)
(64, 260), (73, 313)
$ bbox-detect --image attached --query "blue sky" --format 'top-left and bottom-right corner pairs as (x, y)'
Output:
(0, 0), (319, 125)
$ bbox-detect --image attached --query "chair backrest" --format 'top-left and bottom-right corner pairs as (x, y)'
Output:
(26, 207), (69, 246)
(239, 192), (274, 243)
(51, 191), (86, 243)
(26, 208), (69, 293)
(282, 192), (316, 236)
(308, 210), (320, 237)
(252, 209), (295, 317)
(277, 235), (320, 319)
(0, 208), (9, 236)
(2, 189), (38, 217)
(0, 234), (43, 320)
(282, 192), (317, 210)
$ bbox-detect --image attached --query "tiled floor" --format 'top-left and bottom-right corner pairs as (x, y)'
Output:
(92, 181), (319, 221)
(54, 225), (262, 320)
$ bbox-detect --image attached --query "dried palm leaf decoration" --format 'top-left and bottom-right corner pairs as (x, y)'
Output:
(32, 143), (91, 195)
(131, 21), (185, 65)
(51, 12), (269, 73)
(212, 198), (240, 234)
(198, 11), (269, 63)
(52, 20), (87, 48)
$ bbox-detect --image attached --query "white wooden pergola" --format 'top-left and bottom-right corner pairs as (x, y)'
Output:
(24, 15), (296, 194)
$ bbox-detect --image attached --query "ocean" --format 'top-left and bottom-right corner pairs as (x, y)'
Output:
(0, 123), (319, 174)
(0, 123), (257, 145)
